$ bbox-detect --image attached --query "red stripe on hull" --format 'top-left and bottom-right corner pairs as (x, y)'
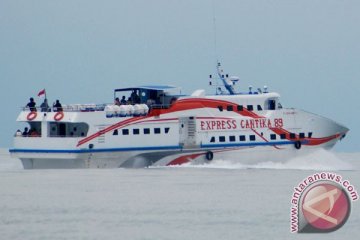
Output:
(77, 98), (261, 147)
(269, 127), (341, 146)
(76, 98), (342, 148)
(166, 153), (205, 166)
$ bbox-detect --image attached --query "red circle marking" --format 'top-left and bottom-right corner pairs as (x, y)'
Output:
(301, 183), (350, 231)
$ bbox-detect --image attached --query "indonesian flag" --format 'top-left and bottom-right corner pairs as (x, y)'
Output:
(38, 89), (46, 97)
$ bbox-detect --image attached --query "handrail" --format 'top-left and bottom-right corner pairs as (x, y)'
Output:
(21, 104), (107, 112)
(21, 102), (173, 113)
(15, 134), (84, 138)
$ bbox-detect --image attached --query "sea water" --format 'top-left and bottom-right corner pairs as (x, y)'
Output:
(0, 148), (359, 240)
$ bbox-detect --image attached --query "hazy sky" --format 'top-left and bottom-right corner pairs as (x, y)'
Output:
(1, 0), (359, 152)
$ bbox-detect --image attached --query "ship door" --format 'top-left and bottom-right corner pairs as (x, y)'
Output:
(179, 116), (198, 148)
(59, 123), (66, 137)
(97, 126), (106, 144)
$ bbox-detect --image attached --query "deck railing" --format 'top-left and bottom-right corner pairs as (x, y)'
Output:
(22, 104), (107, 112)
(22, 103), (173, 114)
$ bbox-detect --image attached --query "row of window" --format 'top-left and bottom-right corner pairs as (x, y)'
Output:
(113, 127), (170, 136)
(218, 105), (262, 112)
(210, 135), (256, 143)
(271, 132), (312, 140)
(217, 100), (278, 112)
(210, 132), (313, 143)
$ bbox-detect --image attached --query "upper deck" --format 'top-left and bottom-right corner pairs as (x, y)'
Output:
(17, 85), (282, 122)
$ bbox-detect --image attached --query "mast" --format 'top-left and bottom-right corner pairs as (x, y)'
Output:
(216, 62), (236, 95)
(211, 1), (237, 95)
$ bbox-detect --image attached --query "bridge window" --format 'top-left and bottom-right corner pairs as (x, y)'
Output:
(154, 128), (161, 134)
(229, 136), (236, 142)
(237, 105), (243, 111)
(308, 132), (313, 138)
(257, 105), (263, 111)
(218, 106), (223, 112)
(113, 129), (118, 135)
(210, 137), (215, 143)
(144, 128), (150, 134)
(165, 127), (170, 133)
(290, 133), (296, 139)
(299, 133), (305, 139)
(270, 134), (276, 140)
(249, 135), (256, 141)
(247, 105), (253, 111)
(227, 105), (233, 111)
(239, 135), (246, 141)
(280, 133), (286, 139)
(219, 136), (225, 142)
(268, 100), (276, 110)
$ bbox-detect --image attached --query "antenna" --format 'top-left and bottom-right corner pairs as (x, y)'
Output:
(212, 0), (218, 64)
(210, 1), (236, 95)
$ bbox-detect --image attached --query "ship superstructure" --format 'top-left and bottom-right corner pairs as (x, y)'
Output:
(10, 64), (348, 169)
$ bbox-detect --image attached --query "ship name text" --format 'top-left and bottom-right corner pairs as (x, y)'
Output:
(199, 118), (284, 131)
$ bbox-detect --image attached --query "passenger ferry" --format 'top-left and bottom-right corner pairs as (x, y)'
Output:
(10, 63), (349, 169)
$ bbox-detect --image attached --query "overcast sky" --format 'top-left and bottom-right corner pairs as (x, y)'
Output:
(1, 0), (359, 152)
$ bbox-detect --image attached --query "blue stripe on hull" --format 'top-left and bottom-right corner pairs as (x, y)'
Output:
(200, 140), (301, 148)
(10, 140), (304, 154)
(9, 145), (182, 154)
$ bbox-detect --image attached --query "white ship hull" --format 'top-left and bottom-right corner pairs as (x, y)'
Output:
(10, 96), (347, 169)
(14, 139), (340, 169)
(9, 64), (348, 169)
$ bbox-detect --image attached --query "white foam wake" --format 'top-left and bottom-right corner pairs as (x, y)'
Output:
(174, 149), (356, 171)
(0, 148), (358, 171)
(0, 148), (23, 171)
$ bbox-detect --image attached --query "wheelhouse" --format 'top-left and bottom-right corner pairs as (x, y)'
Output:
(114, 85), (182, 109)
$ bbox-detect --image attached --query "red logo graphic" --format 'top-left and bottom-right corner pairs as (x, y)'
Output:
(301, 183), (350, 232)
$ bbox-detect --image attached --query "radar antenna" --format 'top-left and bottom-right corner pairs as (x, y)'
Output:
(216, 62), (237, 95)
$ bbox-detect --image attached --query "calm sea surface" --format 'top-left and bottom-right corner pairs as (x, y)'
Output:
(0, 149), (359, 240)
